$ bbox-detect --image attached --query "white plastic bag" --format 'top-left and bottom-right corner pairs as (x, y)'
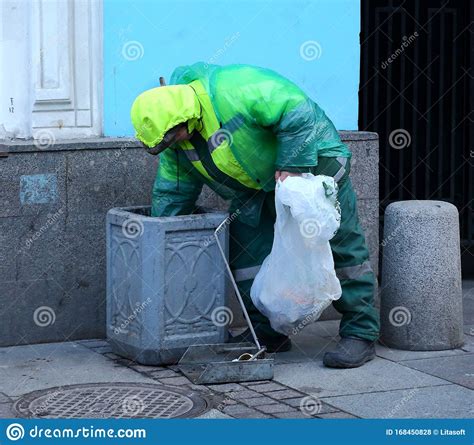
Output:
(250, 173), (342, 336)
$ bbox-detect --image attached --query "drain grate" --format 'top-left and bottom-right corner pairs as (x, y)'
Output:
(13, 383), (209, 419)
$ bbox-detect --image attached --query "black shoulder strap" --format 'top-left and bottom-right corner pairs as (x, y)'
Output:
(189, 132), (253, 192)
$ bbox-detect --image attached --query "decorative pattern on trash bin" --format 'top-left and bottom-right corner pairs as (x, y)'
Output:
(109, 234), (142, 338)
(164, 238), (223, 337)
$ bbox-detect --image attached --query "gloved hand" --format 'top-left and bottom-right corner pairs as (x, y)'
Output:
(274, 170), (303, 182)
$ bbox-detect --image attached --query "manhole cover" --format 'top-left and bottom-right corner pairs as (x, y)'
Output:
(13, 383), (209, 419)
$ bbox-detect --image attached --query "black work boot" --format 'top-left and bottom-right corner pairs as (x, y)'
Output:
(323, 336), (375, 368)
(229, 328), (292, 353)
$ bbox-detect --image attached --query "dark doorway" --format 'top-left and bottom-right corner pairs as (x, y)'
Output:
(359, 0), (473, 276)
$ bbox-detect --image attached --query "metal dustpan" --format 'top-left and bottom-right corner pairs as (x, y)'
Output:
(178, 219), (274, 385)
(178, 342), (273, 385)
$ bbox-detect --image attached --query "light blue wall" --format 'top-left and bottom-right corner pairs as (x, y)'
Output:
(103, 0), (360, 136)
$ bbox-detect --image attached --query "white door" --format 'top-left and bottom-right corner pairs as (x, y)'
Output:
(0, 0), (102, 140)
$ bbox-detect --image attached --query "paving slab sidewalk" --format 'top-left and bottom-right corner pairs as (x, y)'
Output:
(0, 282), (472, 419)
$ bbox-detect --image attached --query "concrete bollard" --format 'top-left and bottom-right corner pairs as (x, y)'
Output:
(381, 200), (463, 350)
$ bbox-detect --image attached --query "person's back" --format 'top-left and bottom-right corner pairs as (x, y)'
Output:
(171, 63), (351, 178)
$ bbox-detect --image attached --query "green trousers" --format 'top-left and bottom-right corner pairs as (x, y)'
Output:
(229, 157), (380, 342)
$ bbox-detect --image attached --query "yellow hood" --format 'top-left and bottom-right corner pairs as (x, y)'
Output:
(130, 84), (201, 148)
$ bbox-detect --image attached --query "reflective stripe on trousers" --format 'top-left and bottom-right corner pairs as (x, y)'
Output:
(334, 157), (348, 182)
(335, 260), (372, 280)
(232, 264), (261, 282)
(232, 260), (372, 283)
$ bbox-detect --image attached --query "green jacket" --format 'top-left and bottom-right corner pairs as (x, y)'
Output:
(131, 63), (350, 226)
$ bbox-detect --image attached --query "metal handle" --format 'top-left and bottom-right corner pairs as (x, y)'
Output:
(214, 219), (262, 350)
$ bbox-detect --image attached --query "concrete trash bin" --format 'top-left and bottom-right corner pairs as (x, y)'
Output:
(106, 206), (230, 365)
(381, 200), (463, 350)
